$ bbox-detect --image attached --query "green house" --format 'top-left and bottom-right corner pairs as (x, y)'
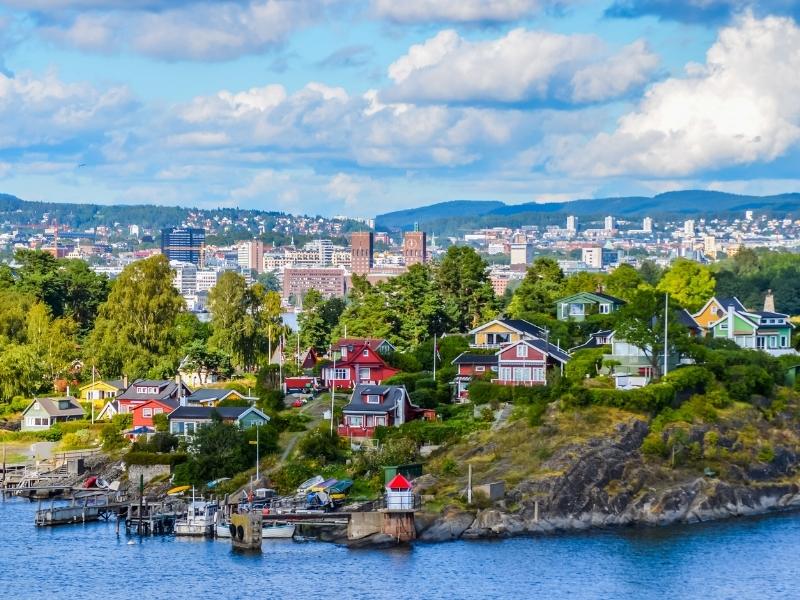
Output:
(22, 397), (85, 431)
(556, 291), (625, 321)
(709, 305), (795, 356)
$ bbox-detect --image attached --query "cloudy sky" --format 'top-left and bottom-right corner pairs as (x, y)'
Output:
(0, 0), (798, 216)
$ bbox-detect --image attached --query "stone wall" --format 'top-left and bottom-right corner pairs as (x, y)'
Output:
(126, 464), (170, 486)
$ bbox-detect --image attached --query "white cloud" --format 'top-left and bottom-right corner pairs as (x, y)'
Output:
(373, 0), (570, 24)
(549, 14), (800, 177)
(327, 173), (361, 207)
(36, 1), (334, 61)
(383, 28), (659, 105)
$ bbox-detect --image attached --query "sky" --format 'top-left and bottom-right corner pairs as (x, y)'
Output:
(0, 0), (799, 217)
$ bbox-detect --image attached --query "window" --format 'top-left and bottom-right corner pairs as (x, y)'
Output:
(143, 408), (152, 417)
(569, 303), (584, 316)
(599, 304), (610, 314)
(365, 395), (380, 404)
(720, 322), (728, 329)
(33, 402), (40, 410)
(374, 416), (386, 426)
(513, 367), (531, 381)
(516, 345), (528, 358)
(136, 387), (145, 394)
(334, 368), (349, 380)
(359, 367), (370, 381)
(499, 367), (512, 381)
(487, 333), (510, 345)
(171, 422), (184, 434)
(347, 415), (363, 427)
(363, 349), (369, 356)
(153, 408), (163, 415)
(533, 367), (545, 382)
(768, 337), (777, 348)
(341, 346), (348, 358)
(475, 365), (485, 372)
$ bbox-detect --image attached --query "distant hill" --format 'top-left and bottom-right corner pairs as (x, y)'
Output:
(375, 190), (800, 233)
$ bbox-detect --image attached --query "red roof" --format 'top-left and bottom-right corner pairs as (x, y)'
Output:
(336, 338), (388, 351)
(386, 474), (412, 490)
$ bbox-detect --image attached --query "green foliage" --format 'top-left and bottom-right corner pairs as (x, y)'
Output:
(565, 347), (607, 382)
(269, 461), (316, 495)
(59, 429), (93, 451)
(508, 258), (565, 318)
(757, 444), (775, 463)
(642, 432), (667, 457)
(657, 259), (716, 311)
(726, 364), (775, 402)
(131, 432), (179, 453)
(298, 289), (345, 353)
(436, 245), (499, 331)
(297, 427), (345, 464)
(605, 264), (645, 300)
(124, 451), (188, 466)
(152, 413), (169, 433)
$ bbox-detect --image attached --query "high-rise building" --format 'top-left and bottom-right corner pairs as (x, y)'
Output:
(684, 219), (695, 236)
(745, 210), (754, 221)
(704, 235), (717, 259)
(161, 227), (205, 266)
(566, 215), (577, 233)
(604, 216), (614, 232)
(171, 261), (197, 296)
(403, 231), (427, 266)
(282, 268), (347, 304)
(351, 232), (374, 276)
(237, 240), (265, 274)
(643, 217), (653, 233)
(304, 239), (334, 265)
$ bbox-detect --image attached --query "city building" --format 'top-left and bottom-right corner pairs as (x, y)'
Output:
(684, 220), (696, 236)
(509, 233), (532, 267)
(237, 240), (264, 274)
(282, 267), (347, 303)
(566, 215), (577, 233)
(195, 269), (219, 293)
(604, 216), (615, 232)
(643, 217), (653, 233)
(172, 261), (197, 296)
(161, 227), (205, 266)
(351, 231), (374, 276)
(581, 246), (620, 270)
(402, 231), (427, 265)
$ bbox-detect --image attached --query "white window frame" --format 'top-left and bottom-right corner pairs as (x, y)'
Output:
(365, 395), (380, 404)
(334, 368), (349, 380)
(363, 349), (369, 356)
(781, 336), (788, 347)
(513, 367), (531, 382)
(475, 365), (485, 372)
(516, 345), (528, 358)
(347, 415), (363, 427)
(599, 303), (610, 314)
(499, 367), (512, 381)
(374, 416), (386, 426)
(143, 408), (152, 417)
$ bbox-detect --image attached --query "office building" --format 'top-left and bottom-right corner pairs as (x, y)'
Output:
(566, 215), (577, 234)
(403, 231), (427, 266)
(351, 232), (374, 276)
(604, 216), (614, 232)
(684, 219), (695, 236)
(283, 268), (347, 304)
(509, 233), (532, 267)
(237, 240), (265, 274)
(171, 262), (197, 296)
(161, 227), (205, 266)
(643, 217), (653, 233)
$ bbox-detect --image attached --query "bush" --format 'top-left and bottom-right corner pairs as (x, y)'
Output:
(726, 365), (775, 402)
(662, 366), (714, 394)
(642, 432), (667, 457)
(297, 428), (345, 465)
(60, 429), (93, 451)
(124, 451), (188, 466)
(101, 423), (128, 451)
(757, 444), (775, 463)
(565, 348), (607, 382)
(270, 461), (316, 495)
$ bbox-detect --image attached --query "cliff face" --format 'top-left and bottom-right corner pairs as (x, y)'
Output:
(417, 402), (800, 541)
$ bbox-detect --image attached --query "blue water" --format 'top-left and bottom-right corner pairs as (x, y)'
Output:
(1, 498), (799, 599)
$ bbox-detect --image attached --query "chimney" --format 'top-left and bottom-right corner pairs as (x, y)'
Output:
(175, 374), (182, 386)
(727, 304), (735, 339)
(764, 289), (775, 313)
(123, 374), (128, 389)
(595, 283), (604, 294)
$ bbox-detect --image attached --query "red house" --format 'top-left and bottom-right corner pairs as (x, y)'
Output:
(129, 398), (179, 437)
(115, 378), (192, 414)
(321, 339), (400, 390)
(338, 384), (434, 439)
(450, 339), (570, 401)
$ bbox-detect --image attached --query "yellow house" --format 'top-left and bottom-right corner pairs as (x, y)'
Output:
(469, 319), (548, 348)
(79, 378), (127, 405)
(692, 297), (746, 332)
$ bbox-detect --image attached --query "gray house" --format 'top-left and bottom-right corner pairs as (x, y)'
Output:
(22, 397), (85, 431)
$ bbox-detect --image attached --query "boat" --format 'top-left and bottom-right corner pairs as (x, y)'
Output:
(174, 488), (218, 537)
(328, 479), (353, 501)
(216, 520), (295, 539)
(296, 475), (324, 493)
(166, 485), (191, 496)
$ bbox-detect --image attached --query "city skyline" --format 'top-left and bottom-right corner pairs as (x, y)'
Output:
(0, 1), (798, 216)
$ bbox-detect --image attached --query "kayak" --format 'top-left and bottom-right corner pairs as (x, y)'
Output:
(166, 485), (191, 496)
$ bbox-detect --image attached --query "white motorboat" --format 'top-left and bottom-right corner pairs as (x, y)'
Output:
(175, 489), (218, 537)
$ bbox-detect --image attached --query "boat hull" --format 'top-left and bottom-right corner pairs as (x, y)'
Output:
(216, 523), (295, 539)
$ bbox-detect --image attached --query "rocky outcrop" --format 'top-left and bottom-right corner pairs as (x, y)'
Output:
(419, 418), (800, 542)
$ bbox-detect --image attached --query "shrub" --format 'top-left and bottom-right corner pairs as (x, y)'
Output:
(757, 444), (775, 463)
(642, 432), (667, 457)
(124, 451), (188, 466)
(662, 366), (714, 394)
(101, 423), (128, 451)
(727, 365), (775, 402)
(468, 381), (512, 405)
(60, 429), (93, 451)
(297, 428), (345, 465)
(565, 348), (607, 382)
(270, 461), (316, 495)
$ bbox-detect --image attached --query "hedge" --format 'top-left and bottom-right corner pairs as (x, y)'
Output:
(468, 381), (553, 405)
(571, 383), (677, 413)
(124, 451), (188, 467)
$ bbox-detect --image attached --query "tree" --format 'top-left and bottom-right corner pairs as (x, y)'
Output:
(436, 246), (498, 331)
(0, 344), (45, 401)
(507, 258), (565, 318)
(657, 259), (716, 311)
(85, 255), (184, 377)
(605, 264), (645, 301)
(562, 271), (605, 296)
(255, 271), (280, 292)
(298, 289), (330, 353)
(614, 289), (692, 378)
(638, 260), (663, 287)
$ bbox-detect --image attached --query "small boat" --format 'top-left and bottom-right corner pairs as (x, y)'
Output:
(175, 488), (218, 537)
(166, 485), (191, 496)
(296, 475), (324, 493)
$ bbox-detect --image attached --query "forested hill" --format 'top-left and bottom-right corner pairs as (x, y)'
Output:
(375, 190), (800, 233)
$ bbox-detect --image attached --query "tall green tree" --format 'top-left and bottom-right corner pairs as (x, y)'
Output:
(508, 258), (565, 318)
(0, 344), (45, 401)
(605, 264), (645, 301)
(298, 289), (330, 353)
(436, 245), (498, 331)
(657, 259), (716, 311)
(86, 255), (184, 377)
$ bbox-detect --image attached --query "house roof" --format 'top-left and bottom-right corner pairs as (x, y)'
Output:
(79, 379), (125, 392)
(168, 405), (268, 421)
(335, 338), (395, 352)
(568, 330), (613, 353)
(26, 397), (84, 418)
(342, 384), (416, 414)
(386, 474), (412, 490)
(519, 338), (571, 364)
(469, 318), (547, 340)
(756, 311), (790, 319)
(135, 398), (180, 411)
(187, 388), (254, 403)
(556, 291), (625, 305)
(451, 352), (498, 366)
(97, 400), (119, 419)
(118, 379), (190, 401)
(676, 309), (700, 330)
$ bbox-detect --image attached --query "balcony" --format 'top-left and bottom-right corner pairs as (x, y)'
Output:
(337, 424), (376, 438)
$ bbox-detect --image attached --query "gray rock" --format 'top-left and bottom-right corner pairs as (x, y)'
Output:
(418, 508), (475, 542)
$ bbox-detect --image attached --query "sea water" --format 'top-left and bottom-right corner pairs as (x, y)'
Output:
(0, 498), (797, 599)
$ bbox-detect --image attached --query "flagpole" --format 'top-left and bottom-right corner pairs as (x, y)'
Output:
(663, 293), (669, 377)
(330, 346), (336, 436)
(433, 334), (437, 382)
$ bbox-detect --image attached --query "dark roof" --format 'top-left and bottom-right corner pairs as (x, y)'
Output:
(568, 329), (614, 353)
(169, 406), (250, 420)
(335, 338), (394, 351)
(187, 388), (243, 402)
(118, 379), (188, 401)
(342, 384), (416, 414)
(451, 352), (498, 366)
(106, 379), (126, 391)
(592, 291), (626, 304)
(756, 311), (789, 319)
(501, 319), (547, 339)
(28, 397), (84, 418)
(522, 338), (571, 364)
(676, 309), (700, 329)
(139, 398), (180, 411)
(715, 297), (746, 312)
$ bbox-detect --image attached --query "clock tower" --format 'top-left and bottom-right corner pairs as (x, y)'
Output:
(402, 231), (427, 266)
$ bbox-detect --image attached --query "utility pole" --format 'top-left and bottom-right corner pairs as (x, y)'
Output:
(433, 334), (436, 382)
(330, 348), (336, 436)
(663, 293), (669, 377)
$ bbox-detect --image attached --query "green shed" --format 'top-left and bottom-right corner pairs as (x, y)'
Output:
(383, 463), (423, 485)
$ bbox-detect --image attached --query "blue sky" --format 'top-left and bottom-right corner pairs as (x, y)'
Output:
(0, 0), (797, 217)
